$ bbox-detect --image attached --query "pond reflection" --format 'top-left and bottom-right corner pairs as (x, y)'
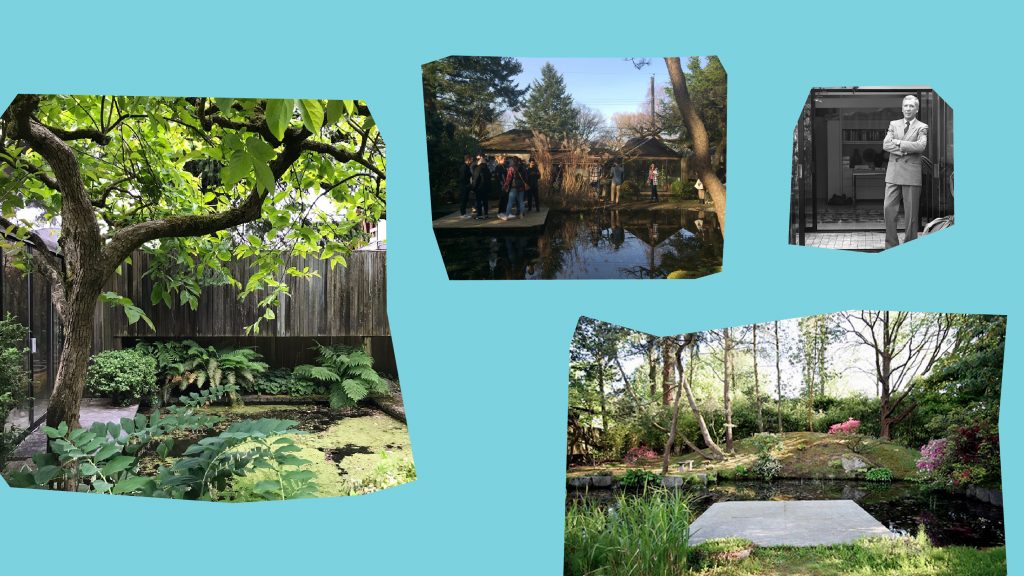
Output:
(436, 208), (723, 280)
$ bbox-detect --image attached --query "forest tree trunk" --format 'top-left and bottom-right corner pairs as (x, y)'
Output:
(723, 328), (734, 452)
(665, 57), (727, 232)
(753, 324), (763, 432)
(775, 321), (783, 433)
(678, 342), (725, 460)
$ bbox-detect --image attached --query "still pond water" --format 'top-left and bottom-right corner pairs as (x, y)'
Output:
(569, 480), (1004, 548)
(436, 208), (723, 280)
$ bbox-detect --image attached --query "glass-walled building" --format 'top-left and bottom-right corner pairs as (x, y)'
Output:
(790, 87), (954, 247)
(1, 241), (61, 434)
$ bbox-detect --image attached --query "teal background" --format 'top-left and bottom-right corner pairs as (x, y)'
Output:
(0, 0), (1019, 573)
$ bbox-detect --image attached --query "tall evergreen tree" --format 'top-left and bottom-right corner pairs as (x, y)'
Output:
(518, 62), (580, 140)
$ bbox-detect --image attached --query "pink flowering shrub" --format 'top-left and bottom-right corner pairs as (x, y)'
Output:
(623, 445), (659, 464)
(828, 418), (861, 435)
(916, 438), (948, 473)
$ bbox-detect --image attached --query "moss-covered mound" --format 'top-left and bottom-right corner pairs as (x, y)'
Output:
(568, 432), (921, 481)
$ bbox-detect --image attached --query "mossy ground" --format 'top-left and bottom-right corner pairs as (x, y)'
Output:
(567, 432), (920, 481)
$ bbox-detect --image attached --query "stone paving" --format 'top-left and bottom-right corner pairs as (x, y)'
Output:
(688, 500), (893, 547)
(10, 399), (139, 460)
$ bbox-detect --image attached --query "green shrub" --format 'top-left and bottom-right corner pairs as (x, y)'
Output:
(565, 489), (691, 576)
(242, 367), (323, 396)
(865, 467), (893, 482)
(86, 349), (158, 406)
(294, 344), (389, 408)
(618, 468), (661, 489)
(135, 340), (268, 401)
(0, 313), (30, 469)
(751, 432), (783, 482)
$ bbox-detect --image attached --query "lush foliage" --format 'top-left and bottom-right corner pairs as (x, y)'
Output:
(829, 418), (861, 435)
(865, 467), (893, 482)
(0, 313), (29, 468)
(134, 340), (268, 400)
(347, 451), (418, 495)
(6, 384), (321, 500)
(618, 468), (662, 489)
(565, 490), (691, 576)
(294, 344), (389, 408)
(422, 56), (527, 203)
(85, 349), (158, 406)
(750, 433), (783, 481)
(242, 367), (323, 396)
(1, 95), (386, 335)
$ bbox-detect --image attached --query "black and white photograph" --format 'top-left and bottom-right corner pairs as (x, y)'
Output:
(790, 87), (953, 252)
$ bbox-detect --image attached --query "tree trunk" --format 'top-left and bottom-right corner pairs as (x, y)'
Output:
(598, 362), (608, 436)
(647, 335), (657, 397)
(774, 321), (783, 433)
(665, 58), (727, 232)
(753, 324), (763, 432)
(661, 337), (675, 405)
(678, 342), (725, 460)
(46, 286), (103, 429)
(662, 338), (690, 475)
(723, 328), (733, 453)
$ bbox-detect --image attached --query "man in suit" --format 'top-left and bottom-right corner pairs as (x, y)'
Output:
(882, 95), (929, 248)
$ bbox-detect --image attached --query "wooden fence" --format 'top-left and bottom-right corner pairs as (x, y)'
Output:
(93, 249), (389, 348)
(2, 246), (394, 380)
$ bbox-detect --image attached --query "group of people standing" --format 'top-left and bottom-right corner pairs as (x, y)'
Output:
(459, 154), (542, 221)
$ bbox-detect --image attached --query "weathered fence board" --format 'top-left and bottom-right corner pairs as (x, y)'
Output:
(94, 249), (389, 340)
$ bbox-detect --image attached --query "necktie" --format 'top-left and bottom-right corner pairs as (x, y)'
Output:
(904, 120), (911, 136)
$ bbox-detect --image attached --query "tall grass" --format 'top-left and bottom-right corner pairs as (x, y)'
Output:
(565, 489), (692, 576)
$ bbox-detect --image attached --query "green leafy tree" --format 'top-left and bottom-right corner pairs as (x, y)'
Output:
(660, 56), (727, 168)
(0, 94), (385, 429)
(518, 62), (580, 140)
(422, 56), (527, 203)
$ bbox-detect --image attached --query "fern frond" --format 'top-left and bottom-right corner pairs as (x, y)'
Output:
(341, 379), (369, 402)
(294, 365), (341, 382)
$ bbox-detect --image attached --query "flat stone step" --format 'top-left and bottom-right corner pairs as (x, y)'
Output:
(688, 500), (893, 547)
(432, 207), (548, 230)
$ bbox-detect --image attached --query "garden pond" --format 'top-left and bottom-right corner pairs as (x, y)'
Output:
(136, 403), (414, 500)
(568, 479), (1004, 548)
(436, 207), (723, 279)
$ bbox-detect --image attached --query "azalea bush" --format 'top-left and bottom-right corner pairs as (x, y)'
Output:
(828, 418), (861, 435)
(916, 439), (948, 473)
(624, 445), (660, 464)
(916, 419), (1001, 489)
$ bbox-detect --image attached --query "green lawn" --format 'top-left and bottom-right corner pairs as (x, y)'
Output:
(688, 536), (1006, 576)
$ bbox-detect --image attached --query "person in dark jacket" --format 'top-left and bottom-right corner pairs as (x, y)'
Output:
(494, 155), (509, 217)
(526, 159), (541, 212)
(458, 154), (474, 218)
(471, 154), (491, 219)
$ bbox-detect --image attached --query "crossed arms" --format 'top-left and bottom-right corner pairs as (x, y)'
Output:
(883, 121), (928, 157)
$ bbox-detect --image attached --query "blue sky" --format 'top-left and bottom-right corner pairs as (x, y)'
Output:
(511, 57), (685, 126)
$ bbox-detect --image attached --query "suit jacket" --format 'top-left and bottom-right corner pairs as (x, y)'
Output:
(883, 117), (928, 186)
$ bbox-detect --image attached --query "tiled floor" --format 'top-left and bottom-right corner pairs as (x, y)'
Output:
(802, 231), (905, 252)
